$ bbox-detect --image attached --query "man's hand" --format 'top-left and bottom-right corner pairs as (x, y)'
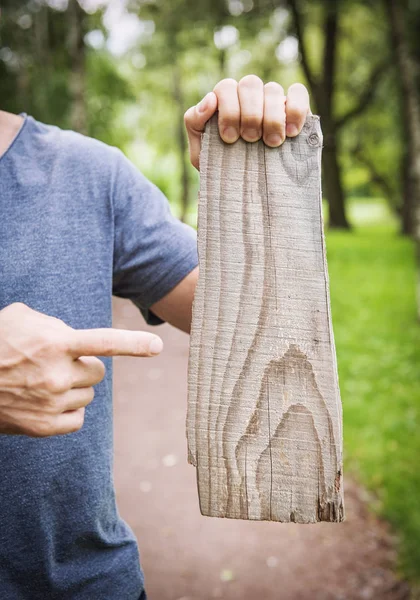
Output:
(0, 303), (163, 437)
(184, 75), (311, 169)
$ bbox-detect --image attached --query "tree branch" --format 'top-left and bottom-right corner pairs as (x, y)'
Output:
(287, 0), (317, 93)
(352, 144), (396, 205)
(336, 60), (389, 130)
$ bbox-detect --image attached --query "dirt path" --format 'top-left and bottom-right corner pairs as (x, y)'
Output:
(112, 298), (409, 600)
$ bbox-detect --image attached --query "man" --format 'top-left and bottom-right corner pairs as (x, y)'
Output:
(0, 76), (310, 599)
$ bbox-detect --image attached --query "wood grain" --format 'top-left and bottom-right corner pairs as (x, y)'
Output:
(187, 115), (344, 523)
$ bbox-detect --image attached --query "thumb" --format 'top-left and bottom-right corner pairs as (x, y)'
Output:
(184, 91), (218, 170)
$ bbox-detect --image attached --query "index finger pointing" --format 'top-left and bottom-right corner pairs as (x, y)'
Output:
(69, 328), (163, 358)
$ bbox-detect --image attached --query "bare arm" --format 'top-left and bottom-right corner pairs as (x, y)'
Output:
(150, 266), (198, 334)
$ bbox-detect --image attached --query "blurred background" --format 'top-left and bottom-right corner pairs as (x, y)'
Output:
(1, 0), (419, 598)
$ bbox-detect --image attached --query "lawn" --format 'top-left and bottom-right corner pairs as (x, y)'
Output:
(326, 199), (420, 581)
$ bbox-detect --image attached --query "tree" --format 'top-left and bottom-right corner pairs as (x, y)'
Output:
(0, 0), (134, 148)
(131, 0), (228, 222)
(287, 0), (388, 229)
(68, 0), (87, 134)
(385, 0), (420, 314)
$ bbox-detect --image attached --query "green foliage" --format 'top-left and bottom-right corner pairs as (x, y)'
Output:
(327, 199), (420, 580)
(85, 51), (135, 147)
(0, 1), (133, 144)
(0, 0), (403, 208)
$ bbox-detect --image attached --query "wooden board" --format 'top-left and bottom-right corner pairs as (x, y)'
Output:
(187, 115), (344, 523)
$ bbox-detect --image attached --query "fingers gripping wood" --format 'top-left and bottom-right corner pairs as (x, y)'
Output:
(187, 115), (344, 523)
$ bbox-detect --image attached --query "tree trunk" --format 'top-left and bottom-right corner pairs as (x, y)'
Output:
(386, 0), (420, 315)
(320, 1), (350, 229)
(219, 48), (227, 79)
(33, 5), (50, 117)
(68, 0), (87, 134)
(322, 132), (349, 229)
(172, 65), (190, 223)
(288, 0), (350, 229)
(401, 150), (414, 235)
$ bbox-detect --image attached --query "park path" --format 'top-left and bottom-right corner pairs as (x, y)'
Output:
(112, 298), (409, 600)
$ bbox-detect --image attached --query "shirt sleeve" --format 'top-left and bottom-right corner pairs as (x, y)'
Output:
(111, 150), (198, 325)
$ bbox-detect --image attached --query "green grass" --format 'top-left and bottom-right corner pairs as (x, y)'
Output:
(326, 198), (420, 580)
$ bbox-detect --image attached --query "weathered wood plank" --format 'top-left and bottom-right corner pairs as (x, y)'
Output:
(187, 115), (344, 523)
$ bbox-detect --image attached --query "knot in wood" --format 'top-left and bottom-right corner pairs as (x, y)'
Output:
(307, 132), (321, 147)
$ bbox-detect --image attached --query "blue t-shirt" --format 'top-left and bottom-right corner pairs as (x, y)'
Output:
(0, 116), (198, 599)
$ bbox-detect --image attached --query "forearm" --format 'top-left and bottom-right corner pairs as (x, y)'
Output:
(150, 266), (198, 334)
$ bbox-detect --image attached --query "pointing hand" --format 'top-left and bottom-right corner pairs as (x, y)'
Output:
(0, 303), (163, 437)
